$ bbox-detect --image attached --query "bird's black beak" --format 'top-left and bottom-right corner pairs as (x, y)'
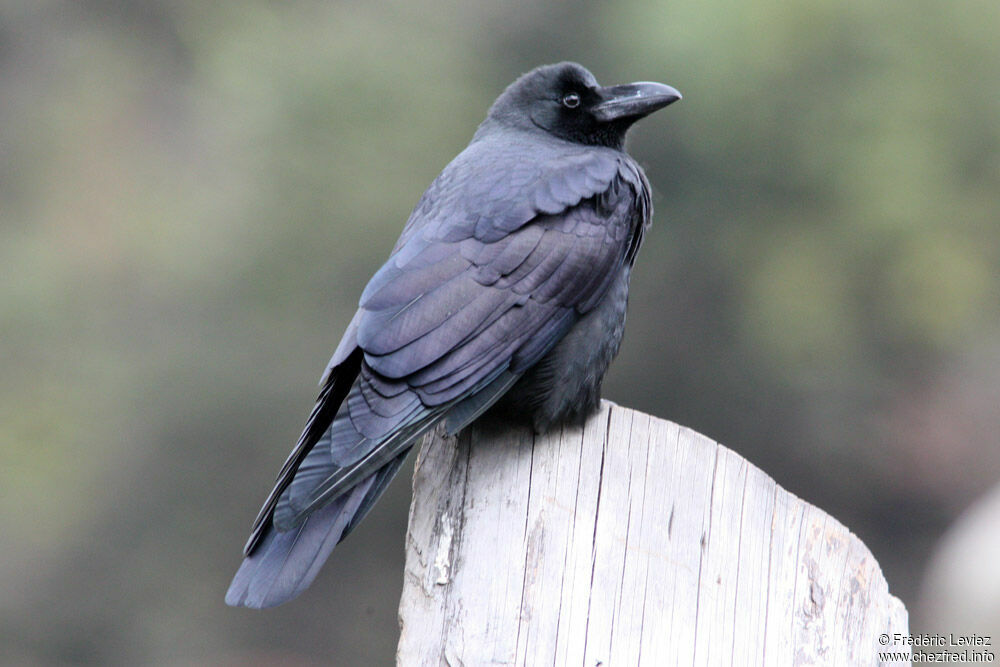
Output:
(592, 81), (682, 123)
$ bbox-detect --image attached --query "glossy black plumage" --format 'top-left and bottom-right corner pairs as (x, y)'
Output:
(226, 62), (680, 608)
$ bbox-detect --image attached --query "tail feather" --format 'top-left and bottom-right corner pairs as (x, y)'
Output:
(228, 353), (523, 608)
(341, 452), (409, 537)
(225, 474), (375, 609)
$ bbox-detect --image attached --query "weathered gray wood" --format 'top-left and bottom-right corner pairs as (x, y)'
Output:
(397, 401), (909, 666)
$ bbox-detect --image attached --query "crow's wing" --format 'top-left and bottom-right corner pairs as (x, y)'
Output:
(240, 347), (362, 555)
(273, 137), (650, 530)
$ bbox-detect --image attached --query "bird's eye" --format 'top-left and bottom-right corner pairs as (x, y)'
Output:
(562, 93), (581, 109)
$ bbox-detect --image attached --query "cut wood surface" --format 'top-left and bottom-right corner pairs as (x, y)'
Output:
(397, 401), (909, 666)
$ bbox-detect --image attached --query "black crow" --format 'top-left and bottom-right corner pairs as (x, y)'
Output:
(226, 62), (680, 608)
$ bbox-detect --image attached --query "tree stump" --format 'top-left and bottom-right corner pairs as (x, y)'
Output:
(397, 401), (909, 666)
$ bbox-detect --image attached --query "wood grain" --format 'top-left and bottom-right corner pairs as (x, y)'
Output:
(397, 401), (909, 666)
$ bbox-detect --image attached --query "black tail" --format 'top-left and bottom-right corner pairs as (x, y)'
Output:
(225, 356), (521, 608)
(225, 452), (407, 609)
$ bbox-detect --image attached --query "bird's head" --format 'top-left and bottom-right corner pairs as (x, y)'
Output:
(483, 62), (681, 149)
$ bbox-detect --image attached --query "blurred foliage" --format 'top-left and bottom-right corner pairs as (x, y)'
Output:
(1, 0), (998, 663)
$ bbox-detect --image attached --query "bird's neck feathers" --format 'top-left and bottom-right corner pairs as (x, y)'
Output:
(472, 114), (629, 153)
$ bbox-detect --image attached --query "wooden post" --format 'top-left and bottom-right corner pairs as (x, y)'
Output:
(397, 402), (910, 666)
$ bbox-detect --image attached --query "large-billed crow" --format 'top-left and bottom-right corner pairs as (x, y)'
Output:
(226, 62), (680, 608)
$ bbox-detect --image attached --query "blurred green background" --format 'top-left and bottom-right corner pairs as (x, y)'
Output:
(2, 0), (998, 664)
